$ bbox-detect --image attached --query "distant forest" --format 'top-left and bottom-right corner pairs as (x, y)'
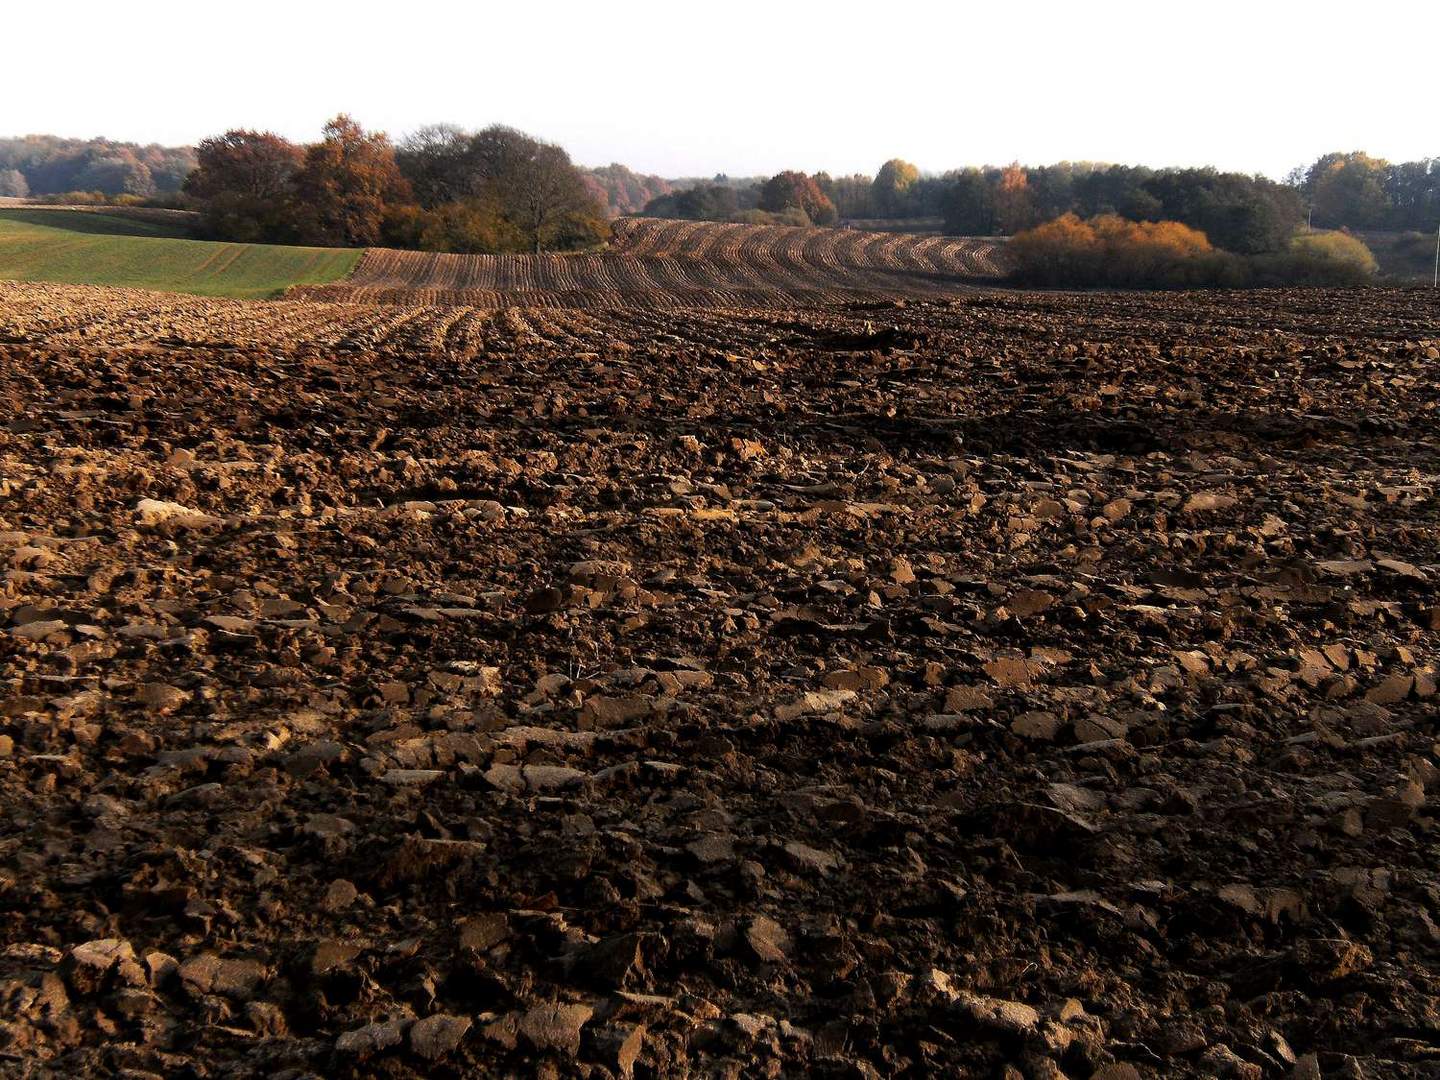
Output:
(0, 135), (195, 199)
(645, 153), (1440, 249)
(3, 126), (1435, 262)
(0, 133), (670, 221)
(581, 164), (672, 217)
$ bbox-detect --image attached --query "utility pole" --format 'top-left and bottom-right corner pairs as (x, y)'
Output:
(1434, 223), (1439, 288)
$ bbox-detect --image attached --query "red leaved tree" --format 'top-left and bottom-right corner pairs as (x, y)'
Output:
(758, 171), (837, 226)
(183, 130), (306, 241)
(184, 131), (304, 202)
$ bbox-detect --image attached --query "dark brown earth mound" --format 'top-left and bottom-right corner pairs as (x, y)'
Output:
(1, 281), (1438, 1078)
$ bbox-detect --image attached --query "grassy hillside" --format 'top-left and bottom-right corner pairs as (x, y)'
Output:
(0, 209), (360, 299)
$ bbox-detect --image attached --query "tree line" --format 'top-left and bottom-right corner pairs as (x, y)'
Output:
(640, 160), (918, 227)
(582, 164), (673, 217)
(935, 154), (1440, 247)
(6, 124), (1435, 263)
(1287, 152), (1440, 232)
(643, 159), (1307, 253)
(639, 155), (1399, 285)
(644, 151), (1440, 251)
(0, 135), (195, 199)
(184, 117), (609, 253)
(937, 163), (1305, 253)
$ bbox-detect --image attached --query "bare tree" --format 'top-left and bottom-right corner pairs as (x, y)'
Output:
(395, 124), (473, 208)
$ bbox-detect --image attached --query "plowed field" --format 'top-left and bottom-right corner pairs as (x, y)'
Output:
(2, 280), (1439, 1079)
(292, 218), (1006, 308)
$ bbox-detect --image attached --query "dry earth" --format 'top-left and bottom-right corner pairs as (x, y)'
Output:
(1, 280), (1439, 1079)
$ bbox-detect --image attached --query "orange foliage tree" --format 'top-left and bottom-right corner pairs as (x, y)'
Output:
(758, 171), (837, 225)
(1011, 212), (1376, 287)
(291, 115), (412, 247)
(185, 131), (303, 201)
(184, 131), (306, 242)
(993, 164), (1036, 234)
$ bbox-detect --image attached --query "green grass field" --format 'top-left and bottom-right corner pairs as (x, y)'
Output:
(0, 209), (361, 299)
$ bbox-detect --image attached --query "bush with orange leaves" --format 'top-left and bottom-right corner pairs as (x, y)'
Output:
(1010, 213), (1377, 288)
(1009, 213), (1235, 287)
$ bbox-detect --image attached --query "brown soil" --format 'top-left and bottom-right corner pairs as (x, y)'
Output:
(1, 281), (1438, 1079)
(291, 218), (1005, 309)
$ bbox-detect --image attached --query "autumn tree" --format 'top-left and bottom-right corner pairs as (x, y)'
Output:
(1009, 213), (1217, 286)
(871, 158), (920, 217)
(992, 163), (1036, 233)
(185, 131), (302, 201)
(182, 130), (306, 241)
(583, 163), (672, 216)
(1090, 214), (1213, 279)
(758, 171), (837, 225)
(291, 115), (412, 247)
(1008, 212), (1105, 282)
(1284, 151), (1440, 231)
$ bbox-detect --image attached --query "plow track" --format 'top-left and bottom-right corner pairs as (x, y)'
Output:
(290, 217), (1006, 309)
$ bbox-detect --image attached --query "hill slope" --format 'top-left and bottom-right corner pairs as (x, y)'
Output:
(0, 209), (360, 299)
(292, 218), (1006, 309)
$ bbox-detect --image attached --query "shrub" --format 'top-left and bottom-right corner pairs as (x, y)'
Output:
(1009, 214), (1377, 288)
(417, 200), (522, 253)
(1008, 213), (1103, 283)
(1280, 231), (1378, 281)
(730, 207), (811, 227)
(1009, 213), (1220, 287)
(32, 190), (114, 205)
(545, 209), (610, 251)
(1392, 231), (1433, 262)
(199, 191), (298, 244)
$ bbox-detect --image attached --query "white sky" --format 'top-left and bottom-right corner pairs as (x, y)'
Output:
(4, 0), (1436, 180)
